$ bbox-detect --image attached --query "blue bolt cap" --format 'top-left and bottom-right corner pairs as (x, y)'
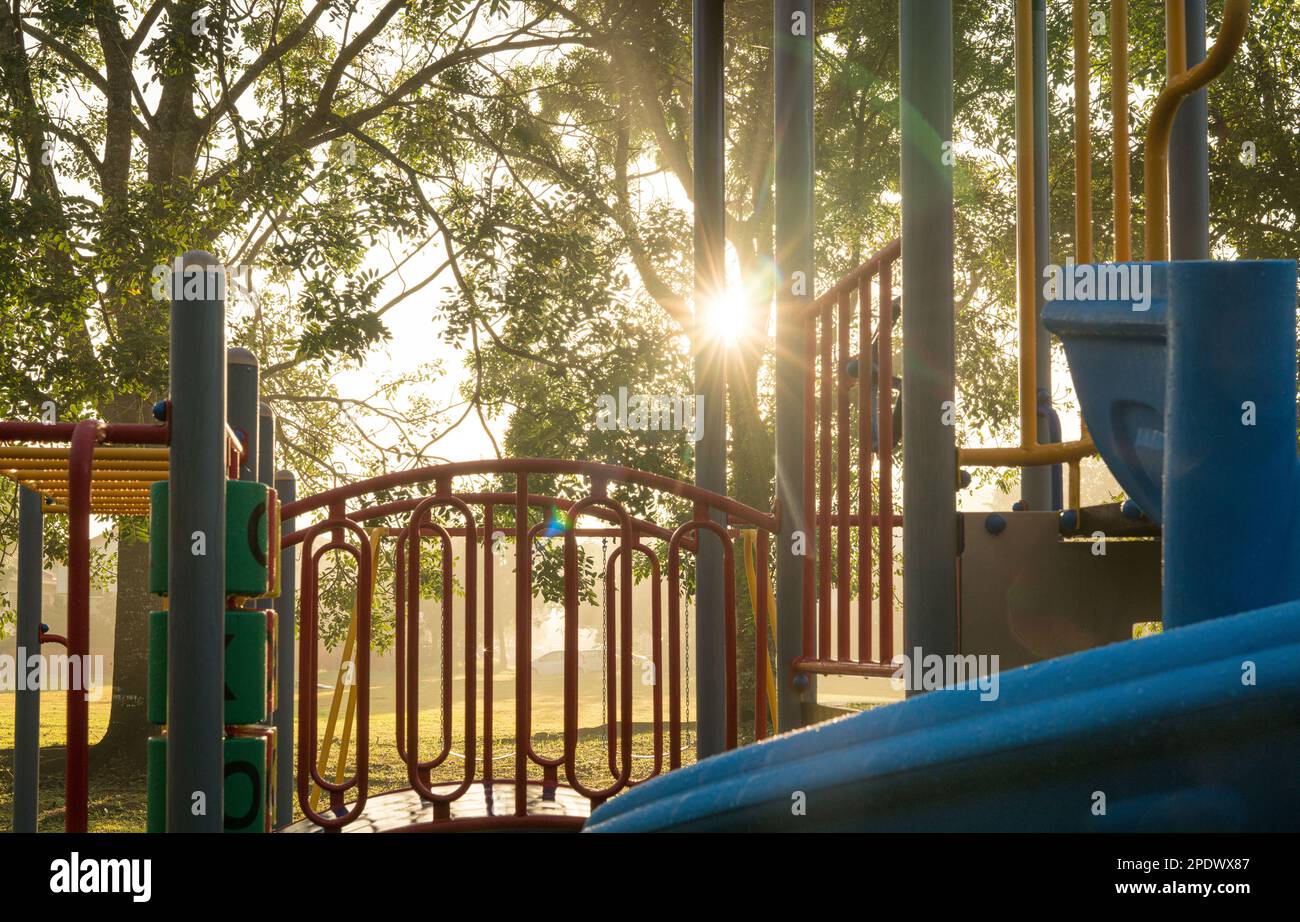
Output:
(1059, 509), (1078, 533)
(1121, 499), (1143, 520)
(958, 469), (972, 489)
(152, 400), (167, 422)
(792, 673), (811, 692)
(1011, 500), (1028, 512)
(985, 513), (1007, 536)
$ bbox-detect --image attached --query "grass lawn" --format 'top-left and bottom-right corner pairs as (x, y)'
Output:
(0, 672), (696, 832)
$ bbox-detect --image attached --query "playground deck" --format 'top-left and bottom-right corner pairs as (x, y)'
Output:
(280, 782), (590, 833)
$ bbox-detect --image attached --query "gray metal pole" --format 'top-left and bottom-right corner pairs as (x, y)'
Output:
(774, 0), (815, 730)
(257, 403), (275, 487)
(693, 0), (727, 758)
(900, 0), (958, 680)
(1170, 0), (1209, 261)
(228, 348), (259, 481)
(13, 487), (43, 832)
(167, 250), (228, 831)
(1022, 0), (1054, 509)
(272, 471), (296, 828)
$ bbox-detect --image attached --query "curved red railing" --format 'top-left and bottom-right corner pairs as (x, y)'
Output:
(799, 239), (906, 679)
(283, 459), (774, 829)
(296, 517), (374, 829)
(404, 494), (477, 813)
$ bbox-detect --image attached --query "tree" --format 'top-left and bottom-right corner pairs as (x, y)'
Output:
(0, 0), (603, 765)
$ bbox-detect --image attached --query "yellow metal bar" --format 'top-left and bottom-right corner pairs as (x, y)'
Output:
(740, 530), (778, 734)
(43, 505), (150, 515)
(1014, 0), (1037, 449)
(1112, 0), (1131, 261)
(0, 446), (168, 462)
(1073, 0), (1093, 264)
(27, 483), (155, 491)
(1167, 1), (1188, 78)
(17, 490), (154, 498)
(1068, 459), (1082, 511)
(959, 437), (1096, 468)
(1072, 0), (1094, 445)
(1145, 0), (1251, 261)
(312, 527), (384, 812)
(0, 458), (168, 471)
(16, 472), (167, 483)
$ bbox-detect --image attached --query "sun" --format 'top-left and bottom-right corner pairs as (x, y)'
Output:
(708, 286), (749, 347)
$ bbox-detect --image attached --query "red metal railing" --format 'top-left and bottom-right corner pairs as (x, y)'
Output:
(296, 517), (375, 829)
(282, 460), (774, 829)
(798, 239), (903, 678)
(0, 418), (179, 832)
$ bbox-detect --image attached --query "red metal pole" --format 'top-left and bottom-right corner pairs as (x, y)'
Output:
(644, 544), (664, 774)
(755, 530), (769, 740)
(857, 273), (874, 662)
(514, 471), (529, 816)
(394, 529), (407, 762)
(604, 550), (618, 777)
(667, 544), (682, 770)
(878, 260), (896, 662)
(64, 419), (98, 832)
(818, 303), (833, 658)
(836, 288), (852, 659)
(802, 315), (817, 659)
(0, 420), (164, 444)
(483, 504), (494, 782)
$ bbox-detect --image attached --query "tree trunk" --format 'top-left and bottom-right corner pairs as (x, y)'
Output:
(92, 395), (156, 769)
(727, 263), (777, 742)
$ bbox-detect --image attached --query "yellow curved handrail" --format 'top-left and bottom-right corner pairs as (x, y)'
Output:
(1112, 0), (1132, 261)
(958, 0), (1095, 485)
(1144, 0), (1251, 261)
(740, 529), (778, 734)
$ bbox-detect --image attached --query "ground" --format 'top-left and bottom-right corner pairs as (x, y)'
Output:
(0, 672), (699, 832)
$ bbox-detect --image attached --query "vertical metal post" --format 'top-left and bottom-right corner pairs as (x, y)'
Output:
(257, 403), (275, 486)
(1169, 0), (1210, 261)
(167, 250), (228, 832)
(900, 0), (958, 679)
(13, 487), (43, 832)
(1022, 0), (1054, 510)
(693, 0), (727, 758)
(273, 471), (296, 828)
(228, 348), (259, 481)
(774, 0), (815, 731)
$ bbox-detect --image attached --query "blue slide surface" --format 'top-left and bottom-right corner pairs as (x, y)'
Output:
(585, 601), (1300, 832)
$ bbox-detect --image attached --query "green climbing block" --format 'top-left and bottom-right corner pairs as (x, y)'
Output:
(147, 609), (274, 726)
(147, 610), (168, 725)
(148, 481), (168, 595)
(224, 730), (274, 833)
(146, 735), (166, 833)
(144, 731), (275, 833)
(146, 480), (271, 597)
(227, 480), (270, 597)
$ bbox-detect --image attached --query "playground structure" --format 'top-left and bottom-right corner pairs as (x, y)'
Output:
(6, 0), (1299, 833)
